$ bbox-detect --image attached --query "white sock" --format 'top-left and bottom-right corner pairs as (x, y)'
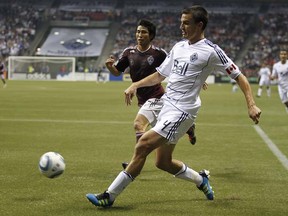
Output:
(107, 171), (134, 200)
(267, 88), (271, 97)
(174, 164), (203, 187)
(257, 88), (262, 96)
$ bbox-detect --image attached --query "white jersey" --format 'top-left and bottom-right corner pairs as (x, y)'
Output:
(272, 60), (288, 90)
(258, 66), (271, 86)
(156, 39), (241, 116)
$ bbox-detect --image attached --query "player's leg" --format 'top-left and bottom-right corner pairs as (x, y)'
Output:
(121, 113), (150, 169)
(155, 144), (202, 184)
(122, 98), (163, 169)
(154, 143), (213, 200)
(267, 85), (271, 97)
(152, 105), (213, 200)
(257, 85), (263, 97)
(86, 129), (166, 207)
(285, 102), (288, 113)
(278, 86), (288, 113)
(1, 74), (6, 87)
(153, 117), (213, 200)
(265, 80), (271, 97)
(133, 114), (150, 142)
(186, 123), (196, 145)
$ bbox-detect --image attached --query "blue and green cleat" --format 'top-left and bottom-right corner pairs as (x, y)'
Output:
(86, 191), (114, 207)
(197, 170), (214, 200)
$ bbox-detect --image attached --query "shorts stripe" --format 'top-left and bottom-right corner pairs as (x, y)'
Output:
(166, 112), (188, 141)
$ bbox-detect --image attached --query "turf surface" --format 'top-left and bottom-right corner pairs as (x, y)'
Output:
(1, 80), (287, 216)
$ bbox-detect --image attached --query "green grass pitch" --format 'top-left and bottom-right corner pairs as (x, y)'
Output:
(0, 80), (287, 216)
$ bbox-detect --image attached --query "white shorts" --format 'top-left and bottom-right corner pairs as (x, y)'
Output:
(138, 98), (163, 127)
(152, 102), (195, 144)
(259, 78), (270, 86)
(278, 85), (288, 103)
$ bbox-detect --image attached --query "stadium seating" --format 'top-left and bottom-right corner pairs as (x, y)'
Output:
(1, 0), (288, 79)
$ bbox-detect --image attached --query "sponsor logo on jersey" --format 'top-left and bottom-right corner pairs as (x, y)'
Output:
(172, 60), (188, 75)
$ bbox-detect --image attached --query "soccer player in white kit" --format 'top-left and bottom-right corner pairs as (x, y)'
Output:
(86, 5), (261, 207)
(257, 62), (271, 97)
(270, 49), (288, 113)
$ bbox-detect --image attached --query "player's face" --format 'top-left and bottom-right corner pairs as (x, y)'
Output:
(136, 26), (150, 47)
(180, 13), (203, 43)
(279, 51), (287, 63)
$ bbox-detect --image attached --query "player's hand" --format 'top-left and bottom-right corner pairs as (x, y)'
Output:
(105, 55), (115, 68)
(124, 84), (137, 106)
(248, 105), (261, 124)
(202, 82), (208, 90)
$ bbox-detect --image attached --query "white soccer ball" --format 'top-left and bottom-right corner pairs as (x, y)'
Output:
(39, 152), (65, 178)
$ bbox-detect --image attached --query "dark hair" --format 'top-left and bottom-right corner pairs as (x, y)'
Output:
(137, 19), (156, 41)
(182, 5), (209, 30)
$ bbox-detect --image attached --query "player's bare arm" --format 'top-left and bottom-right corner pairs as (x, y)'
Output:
(124, 72), (165, 105)
(235, 74), (262, 124)
(105, 55), (121, 76)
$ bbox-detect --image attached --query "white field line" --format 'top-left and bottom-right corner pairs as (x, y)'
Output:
(1, 118), (286, 170)
(254, 125), (288, 171)
(0, 118), (250, 127)
(0, 118), (131, 125)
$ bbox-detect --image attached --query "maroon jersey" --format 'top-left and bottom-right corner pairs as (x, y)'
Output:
(115, 45), (167, 106)
(0, 63), (5, 74)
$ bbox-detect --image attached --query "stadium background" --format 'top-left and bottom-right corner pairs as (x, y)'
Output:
(1, 1), (288, 215)
(1, 0), (288, 82)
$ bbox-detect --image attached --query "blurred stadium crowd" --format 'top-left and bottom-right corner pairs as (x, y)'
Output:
(0, 0), (287, 77)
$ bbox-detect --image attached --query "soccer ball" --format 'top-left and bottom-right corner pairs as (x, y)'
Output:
(39, 152), (65, 178)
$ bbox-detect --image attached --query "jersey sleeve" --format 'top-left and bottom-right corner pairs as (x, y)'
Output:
(114, 48), (130, 73)
(156, 46), (175, 77)
(210, 45), (242, 80)
(271, 64), (278, 78)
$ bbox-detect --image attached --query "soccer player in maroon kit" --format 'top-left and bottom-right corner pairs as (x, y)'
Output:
(0, 61), (7, 88)
(105, 20), (196, 169)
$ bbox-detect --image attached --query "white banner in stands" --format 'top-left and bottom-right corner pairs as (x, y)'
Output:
(38, 28), (109, 57)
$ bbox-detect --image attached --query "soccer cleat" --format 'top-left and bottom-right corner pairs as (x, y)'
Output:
(197, 170), (214, 200)
(86, 191), (114, 207)
(186, 124), (196, 145)
(122, 162), (129, 169)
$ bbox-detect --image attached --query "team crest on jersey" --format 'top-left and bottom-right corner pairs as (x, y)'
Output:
(147, 56), (154, 65)
(190, 53), (198, 62)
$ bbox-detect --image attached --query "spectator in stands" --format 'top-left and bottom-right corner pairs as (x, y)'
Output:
(96, 65), (106, 83)
(27, 64), (35, 79)
(270, 49), (288, 113)
(41, 63), (50, 79)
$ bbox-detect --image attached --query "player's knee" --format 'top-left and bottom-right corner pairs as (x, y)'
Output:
(134, 141), (153, 158)
(133, 120), (145, 132)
